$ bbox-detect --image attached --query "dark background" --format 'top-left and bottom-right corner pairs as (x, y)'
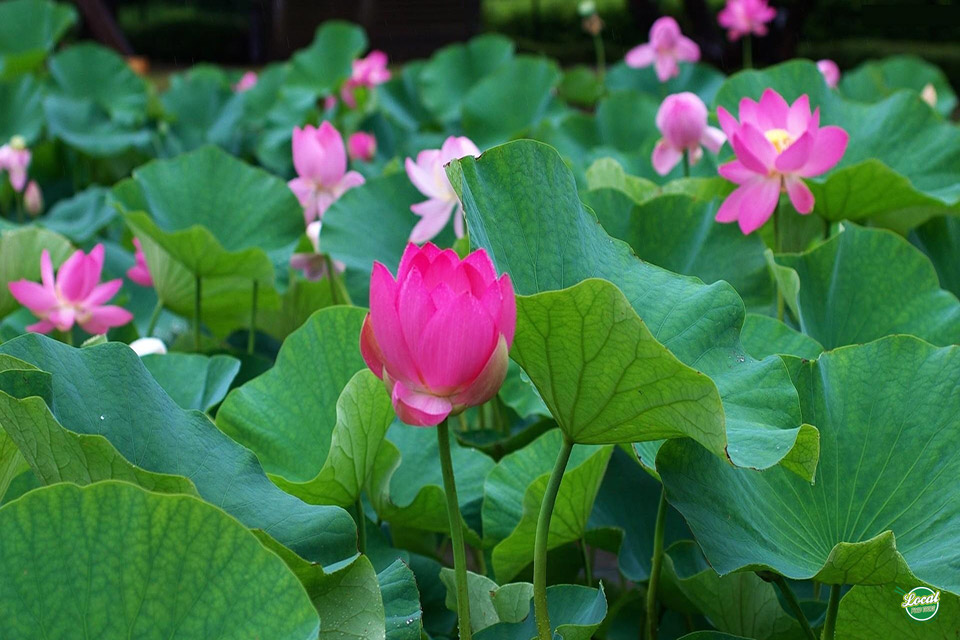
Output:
(75, 0), (960, 83)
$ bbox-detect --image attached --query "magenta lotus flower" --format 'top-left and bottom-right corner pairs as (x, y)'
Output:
(0, 136), (31, 193)
(717, 0), (776, 41)
(9, 245), (133, 335)
(405, 136), (481, 243)
(127, 238), (153, 287)
(360, 243), (515, 427)
(234, 71), (258, 92)
(348, 131), (377, 162)
(341, 50), (391, 108)
(652, 93), (726, 175)
(715, 88), (849, 234)
(625, 17), (700, 82)
(817, 59), (840, 89)
(288, 122), (365, 225)
(24, 180), (42, 215)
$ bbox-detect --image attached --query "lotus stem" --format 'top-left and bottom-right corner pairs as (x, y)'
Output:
(682, 151), (691, 178)
(774, 200), (784, 322)
(580, 538), (593, 586)
(769, 574), (817, 640)
(822, 584), (841, 640)
(248, 280), (258, 355)
(146, 299), (162, 337)
(534, 434), (574, 640)
(194, 276), (202, 353)
(355, 497), (366, 555)
(645, 487), (668, 640)
(437, 417), (472, 639)
(743, 36), (753, 69)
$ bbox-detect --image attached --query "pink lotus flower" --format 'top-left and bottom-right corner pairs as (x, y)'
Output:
(288, 122), (365, 225)
(715, 88), (849, 234)
(24, 180), (42, 215)
(127, 238), (153, 287)
(817, 59), (840, 89)
(348, 131), (377, 162)
(360, 243), (515, 426)
(717, 0), (776, 41)
(323, 95), (338, 111)
(0, 136), (31, 193)
(290, 221), (345, 281)
(234, 71), (258, 92)
(624, 17), (700, 82)
(652, 92), (726, 175)
(405, 136), (481, 243)
(341, 50), (391, 109)
(9, 245), (133, 335)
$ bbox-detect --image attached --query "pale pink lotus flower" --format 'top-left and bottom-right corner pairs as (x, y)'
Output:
(715, 88), (849, 234)
(288, 122), (365, 225)
(405, 136), (481, 243)
(289, 221), (345, 281)
(717, 0), (776, 41)
(129, 337), (167, 356)
(817, 59), (840, 89)
(323, 95), (338, 111)
(127, 238), (153, 287)
(624, 17), (700, 82)
(652, 92), (726, 175)
(9, 244), (133, 335)
(921, 83), (937, 108)
(0, 136), (31, 193)
(341, 50), (391, 108)
(24, 180), (42, 215)
(360, 243), (515, 426)
(234, 71), (258, 92)
(348, 131), (377, 162)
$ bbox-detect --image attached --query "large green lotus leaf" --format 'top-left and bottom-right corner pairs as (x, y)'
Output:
(0, 334), (358, 566)
(0, 0), (76, 78)
(483, 429), (612, 581)
(840, 55), (957, 118)
(159, 70), (245, 155)
(379, 61), (438, 132)
(462, 56), (561, 148)
(606, 61), (726, 105)
(141, 353), (239, 412)
(418, 34), (515, 122)
(473, 584), (607, 640)
(0, 481), (320, 639)
(662, 540), (806, 640)
(0, 75), (43, 143)
(256, 275), (337, 339)
(0, 226), (72, 319)
(585, 190), (775, 314)
(40, 186), (116, 243)
(43, 94), (152, 157)
(449, 140), (814, 477)
(368, 423), (494, 546)
(217, 308), (388, 506)
(440, 569), (515, 632)
(378, 559), (424, 640)
(498, 360), (549, 420)
(0, 429), (26, 502)
(287, 21), (368, 94)
(584, 157), (658, 203)
(775, 224), (960, 349)
(595, 90), (661, 154)
(48, 43), (147, 124)
(836, 558), (960, 639)
(715, 60), (960, 228)
(512, 279), (726, 453)
(658, 336), (960, 591)
(741, 314), (823, 361)
(909, 215), (960, 298)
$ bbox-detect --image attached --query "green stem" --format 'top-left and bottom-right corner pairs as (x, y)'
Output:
(194, 276), (202, 353)
(324, 255), (340, 305)
(146, 299), (163, 337)
(248, 280), (258, 355)
(458, 413), (469, 432)
(437, 418), (472, 640)
(580, 539), (593, 587)
(770, 575), (817, 640)
(593, 34), (606, 83)
(822, 584), (841, 640)
(743, 35), (753, 69)
(812, 580), (822, 601)
(682, 151), (690, 178)
(645, 488), (668, 640)
(774, 201), (784, 322)
(534, 435), (575, 640)
(355, 497), (366, 555)
(14, 192), (23, 224)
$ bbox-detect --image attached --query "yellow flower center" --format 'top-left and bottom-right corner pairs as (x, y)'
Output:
(764, 128), (794, 154)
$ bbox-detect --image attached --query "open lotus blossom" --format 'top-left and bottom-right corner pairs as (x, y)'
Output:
(652, 92), (726, 175)
(360, 243), (515, 426)
(0, 136), (31, 192)
(717, 0), (776, 41)
(288, 122), (365, 225)
(9, 245), (133, 335)
(129, 337), (167, 356)
(348, 131), (377, 162)
(341, 50), (391, 108)
(24, 180), (42, 215)
(625, 16), (700, 82)
(817, 59), (840, 88)
(405, 136), (481, 243)
(234, 71), (258, 92)
(715, 88), (849, 234)
(290, 220), (344, 280)
(127, 238), (153, 287)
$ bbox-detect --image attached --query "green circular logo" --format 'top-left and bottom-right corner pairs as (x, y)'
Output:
(901, 586), (940, 621)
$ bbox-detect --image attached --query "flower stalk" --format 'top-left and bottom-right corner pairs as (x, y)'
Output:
(645, 488), (668, 640)
(534, 434), (575, 640)
(437, 417), (472, 639)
